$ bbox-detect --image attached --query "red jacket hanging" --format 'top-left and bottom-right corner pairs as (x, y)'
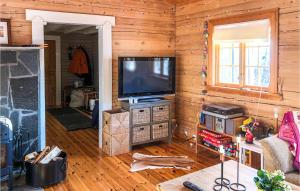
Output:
(68, 48), (89, 75)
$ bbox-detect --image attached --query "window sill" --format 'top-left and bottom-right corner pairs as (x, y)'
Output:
(206, 86), (283, 101)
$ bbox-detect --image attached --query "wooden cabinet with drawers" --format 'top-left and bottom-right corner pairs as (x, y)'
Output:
(121, 99), (172, 150)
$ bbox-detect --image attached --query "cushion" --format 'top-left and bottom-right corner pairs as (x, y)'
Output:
(285, 171), (300, 186)
(260, 135), (295, 173)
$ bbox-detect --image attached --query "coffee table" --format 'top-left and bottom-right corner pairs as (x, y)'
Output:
(156, 160), (299, 191)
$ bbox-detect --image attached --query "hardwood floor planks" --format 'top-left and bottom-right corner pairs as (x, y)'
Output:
(44, 112), (218, 190)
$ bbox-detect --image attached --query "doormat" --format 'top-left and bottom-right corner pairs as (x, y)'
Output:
(130, 153), (194, 172)
(48, 107), (92, 131)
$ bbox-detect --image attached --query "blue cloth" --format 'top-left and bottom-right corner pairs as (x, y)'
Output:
(92, 101), (99, 127)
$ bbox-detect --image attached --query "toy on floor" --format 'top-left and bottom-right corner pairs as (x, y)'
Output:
(240, 117), (259, 144)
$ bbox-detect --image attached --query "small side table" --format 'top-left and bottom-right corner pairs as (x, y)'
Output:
(239, 140), (264, 169)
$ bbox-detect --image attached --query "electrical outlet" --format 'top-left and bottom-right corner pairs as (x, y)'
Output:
(184, 130), (188, 137)
(273, 108), (279, 119)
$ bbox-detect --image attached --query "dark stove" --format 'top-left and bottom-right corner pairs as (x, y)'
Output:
(0, 117), (13, 190)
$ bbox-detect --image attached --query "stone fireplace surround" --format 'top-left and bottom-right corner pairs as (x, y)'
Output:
(0, 49), (39, 160)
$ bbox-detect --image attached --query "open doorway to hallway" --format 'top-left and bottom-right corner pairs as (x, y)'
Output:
(26, 9), (114, 149)
(44, 23), (100, 133)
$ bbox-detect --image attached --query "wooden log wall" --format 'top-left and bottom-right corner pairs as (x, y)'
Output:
(0, 0), (176, 108)
(175, 0), (300, 138)
(2, 0), (299, 140)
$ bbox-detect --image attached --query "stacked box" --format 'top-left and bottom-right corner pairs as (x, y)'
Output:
(102, 109), (129, 156)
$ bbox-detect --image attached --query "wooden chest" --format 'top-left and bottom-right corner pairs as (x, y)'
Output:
(102, 109), (130, 156)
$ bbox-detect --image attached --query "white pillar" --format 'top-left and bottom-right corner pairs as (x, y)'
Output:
(32, 16), (46, 150)
(97, 22), (113, 148)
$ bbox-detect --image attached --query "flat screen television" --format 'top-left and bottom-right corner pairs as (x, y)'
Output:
(118, 57), (176, 98)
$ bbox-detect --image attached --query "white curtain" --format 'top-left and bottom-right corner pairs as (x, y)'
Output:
(213, 19), (270, 42)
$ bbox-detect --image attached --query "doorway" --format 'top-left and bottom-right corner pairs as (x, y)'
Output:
(44, 39), (56, 107)
(44, 23), (99, 133)
(44, 35), (61, 107)
(26, 9), (115, 150)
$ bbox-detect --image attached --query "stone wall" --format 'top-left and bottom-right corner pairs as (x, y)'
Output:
(0, 49), (39, 160)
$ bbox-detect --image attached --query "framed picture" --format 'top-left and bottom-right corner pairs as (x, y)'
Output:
(0, 18), (11, 45)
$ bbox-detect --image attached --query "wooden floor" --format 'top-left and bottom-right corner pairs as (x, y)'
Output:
(45, 113), (219, 191)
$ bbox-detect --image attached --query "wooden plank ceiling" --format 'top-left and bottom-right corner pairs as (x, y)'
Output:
(45, 24), (97, 35)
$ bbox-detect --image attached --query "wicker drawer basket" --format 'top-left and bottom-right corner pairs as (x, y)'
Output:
(132, 125), (150, 144)
(153, 105), (169, 122)
(152, 122), (169, 140)
(132, 108), (150, 125)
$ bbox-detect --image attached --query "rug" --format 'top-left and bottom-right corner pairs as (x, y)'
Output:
(48, 107), (92, 131)
(130, 153), (194, 172)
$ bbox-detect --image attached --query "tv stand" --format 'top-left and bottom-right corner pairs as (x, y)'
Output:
(121, 99), (172, 150)
(138, 97), (165, 103)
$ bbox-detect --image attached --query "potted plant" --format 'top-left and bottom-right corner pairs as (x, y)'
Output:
(254, 169), (292, 191)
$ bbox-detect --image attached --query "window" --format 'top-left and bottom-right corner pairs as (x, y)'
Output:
(124, 61), (136, 72)
(153, 58), (169, 77)
(163, 58), (170, 76)
(217, 42), (240, 85)
(208, 9), (278, 93)
(154, 58), (161, 74)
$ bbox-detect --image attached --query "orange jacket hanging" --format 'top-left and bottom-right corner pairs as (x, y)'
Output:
(68, 48), (89, 75)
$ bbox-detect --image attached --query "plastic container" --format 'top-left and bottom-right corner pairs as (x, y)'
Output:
(89, 99), (96, 111)
(25, 152), (67, 188)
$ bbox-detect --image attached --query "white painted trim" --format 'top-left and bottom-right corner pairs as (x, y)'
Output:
(26, 9), (115, 26)
(44, 35), (61, 106)
(30, 16), (46, 150)
(98, 23), (113, 148)
(26, 9), (115, 150)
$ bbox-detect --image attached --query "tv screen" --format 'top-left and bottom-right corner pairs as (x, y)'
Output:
(118, 57), (176, 98)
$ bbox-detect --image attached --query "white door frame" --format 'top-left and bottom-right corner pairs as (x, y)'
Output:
(44, 35), (61, 106)
(26, 9), (115, 150)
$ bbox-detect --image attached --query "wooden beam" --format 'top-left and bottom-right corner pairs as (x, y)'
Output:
(45, 24), (62, 32)
(82, 27), (98, 35)
(26, 9), (115, 26)
(64, 25), (91, 34)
